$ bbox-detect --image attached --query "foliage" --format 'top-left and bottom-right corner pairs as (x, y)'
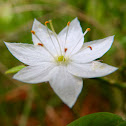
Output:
(0, 0), (126, 125)
(68, 112), (124, 126)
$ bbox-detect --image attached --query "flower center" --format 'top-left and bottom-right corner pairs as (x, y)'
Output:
(55, 55), (69, 65)
(57, 56), (66, 62)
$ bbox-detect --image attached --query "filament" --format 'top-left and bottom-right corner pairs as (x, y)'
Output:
(49, 20), (62, 55)
(45, 21), (59, 55)
(31, 30), (55, 59)
(69, 28), (91, 57)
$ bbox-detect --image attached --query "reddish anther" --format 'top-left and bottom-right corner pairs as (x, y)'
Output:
(31, 30), (35, 34)
(64, 48), (68, 52)
(38, 43), (44, 46)
(88, 46), (92, 50)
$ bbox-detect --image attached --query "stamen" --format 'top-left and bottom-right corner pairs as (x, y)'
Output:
(64, 21), (70, 48)
(38, 43), (44, 46)
(31, 30), (35, 34)
(69, 28), (91, 57)
(49, 20), (62, 55)
(83, 28), (91, 36)
(67, 21), (70, 26)
(45, 21), (49, 26)
(45, 21), (59, 55)
(31, 30), (55, 59)
(63, 21), (71, 60)
(64, 48), (67, 52)
(86, 28), (91, 32)
(88, 46), (92, 50)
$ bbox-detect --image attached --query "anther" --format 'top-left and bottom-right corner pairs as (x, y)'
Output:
(45, 21), (49, 26)
(86, 28), (91, 32)
(31, 30), (35, 34)
(69, 28), (91, 57)
(38, 43), (44, 46)
(67, 21), (70, 26)
(88, 46), (92, 50)
(64, 48), (68, 52)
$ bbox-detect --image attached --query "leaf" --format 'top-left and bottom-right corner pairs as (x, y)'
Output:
(5, 65), (26, 74)
(117, 121), (126, 126)
(67, 112), (124, 126)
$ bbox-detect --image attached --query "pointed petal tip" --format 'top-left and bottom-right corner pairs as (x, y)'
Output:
(4, 41), (7, 45)
(65, 83), (83, 108)
(67, 104), (74, 108)
(67, 101), (75, 108)
(104, 66), (118, 77)
(32, 18), (40, 29)
(73, 17), (80, 22)
(4, 41), (10, 47)
(108, 35), (115, 43)
(107, 35), (115, 49)
(4, 42), (17, 49)
(113, 66), (118, 72)
(4, 41), (7, 44)
(33, 18), (38, 22)
(75, 17), (78, 19)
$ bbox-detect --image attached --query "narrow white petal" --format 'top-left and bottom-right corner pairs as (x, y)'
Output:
(32, 19), (52, 45)
(67, 61), (118, 78)
(71, 36), (114, 63)
(5, 42), (53, 65)
(58, 17), (84, 56)
(49, 66), (83, 108)
(13, 62), (55, 83)
(32, 19), (60, 56)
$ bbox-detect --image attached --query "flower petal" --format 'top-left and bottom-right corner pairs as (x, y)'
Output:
(67, 61), (118, 78)
(71, 36), (114, 63)
(49, 66), (83, 108)
(58, 17), (84, 56)
(13, 62), (55, 83)
(32, 19), (60, 56)
(5, 42), (53, 65)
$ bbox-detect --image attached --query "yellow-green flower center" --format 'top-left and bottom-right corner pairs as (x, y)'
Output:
(57, 55), (66, 62)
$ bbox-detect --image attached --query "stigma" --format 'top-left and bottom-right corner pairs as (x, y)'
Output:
(55, 55), (69, 65)
(57, 56), (66, 62)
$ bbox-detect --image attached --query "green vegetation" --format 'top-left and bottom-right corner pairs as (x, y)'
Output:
(0, 0), (126, 125)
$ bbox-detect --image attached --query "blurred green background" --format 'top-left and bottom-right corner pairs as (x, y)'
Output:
(0, 0), (126, 126)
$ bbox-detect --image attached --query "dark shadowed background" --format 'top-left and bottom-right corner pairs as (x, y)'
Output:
(0, 0), (126, 126)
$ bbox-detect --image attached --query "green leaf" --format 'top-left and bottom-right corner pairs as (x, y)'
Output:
(5, 65), (26, 74)
(117, 121), (126, 126)
(67, 112), (124, 126)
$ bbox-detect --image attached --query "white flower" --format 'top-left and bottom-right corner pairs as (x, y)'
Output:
(5, 17), (118, 108)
